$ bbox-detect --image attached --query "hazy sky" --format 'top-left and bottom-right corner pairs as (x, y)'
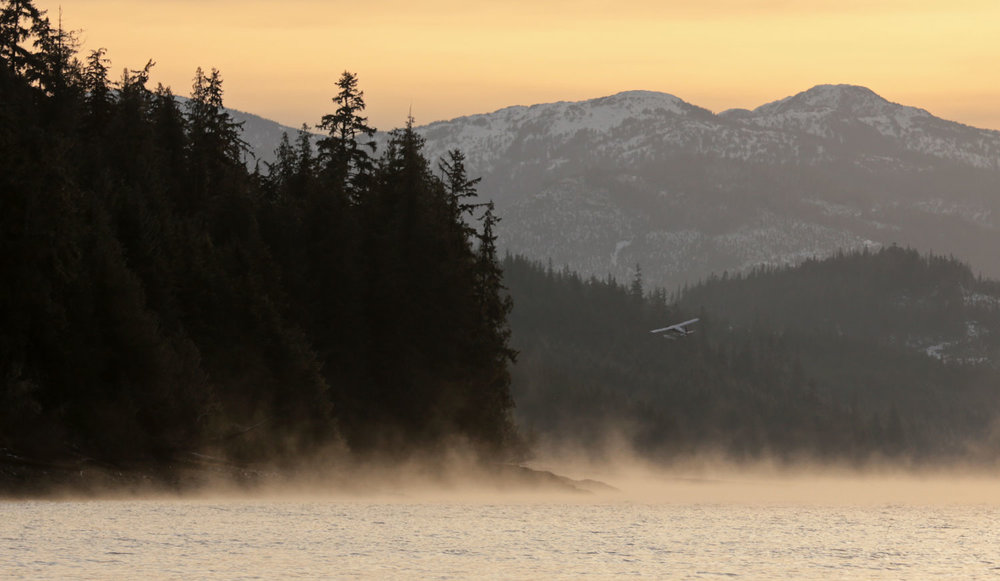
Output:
(37, 0), (1000, 131)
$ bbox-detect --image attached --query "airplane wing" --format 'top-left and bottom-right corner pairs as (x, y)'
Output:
(649, 325), (680, 334)
(650, 318), (699, 335)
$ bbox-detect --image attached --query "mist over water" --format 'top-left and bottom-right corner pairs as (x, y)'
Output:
(5, 458), (1000, 580)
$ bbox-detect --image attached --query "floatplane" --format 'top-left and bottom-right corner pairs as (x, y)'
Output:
(650, 318), (699, 340)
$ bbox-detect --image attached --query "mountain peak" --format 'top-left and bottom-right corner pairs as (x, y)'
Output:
(755, 84), (900, 117)
(736, 84), (964, 146)
(596, 89), (687, 105)
(798, 84), (885, 106)
(576, 89), (708, 118)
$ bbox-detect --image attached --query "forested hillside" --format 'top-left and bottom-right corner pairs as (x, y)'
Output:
(0, 1), (517, 470)
(505, 249), (1000, 464)
(679, 246), (1000, 365)
(677, 246), (1000, 445)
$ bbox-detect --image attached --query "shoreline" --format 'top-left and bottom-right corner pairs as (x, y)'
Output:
(0, 452), (616, 499)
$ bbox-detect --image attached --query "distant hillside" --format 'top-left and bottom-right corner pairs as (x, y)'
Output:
(504, 248), (1000, 463)
(678, 245), (1000, 365)
(411, 85), (1000, 288)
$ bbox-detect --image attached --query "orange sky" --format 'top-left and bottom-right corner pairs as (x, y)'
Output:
(36, 1), (1000, 131)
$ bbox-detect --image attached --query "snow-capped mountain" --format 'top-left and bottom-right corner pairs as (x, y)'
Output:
(728, 85), (1000, 169)
(406, 85), (1000, 288)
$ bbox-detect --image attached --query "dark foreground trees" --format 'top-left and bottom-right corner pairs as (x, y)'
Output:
(0, 1), (518, 469)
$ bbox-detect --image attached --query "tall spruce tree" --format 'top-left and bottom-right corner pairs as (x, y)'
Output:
(316, 71), (375, 197)
(187, 67), (246, 155)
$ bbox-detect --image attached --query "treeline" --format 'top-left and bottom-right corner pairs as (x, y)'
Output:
(0, 1), (517, 466)
(677, 245), (1000, 446)
(504, 250), (1000, 464)
(679, 246), (1000, 352)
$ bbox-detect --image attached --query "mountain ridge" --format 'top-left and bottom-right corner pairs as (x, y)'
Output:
(415, 84), (1000, 170)
(395, 84), (1000, 288)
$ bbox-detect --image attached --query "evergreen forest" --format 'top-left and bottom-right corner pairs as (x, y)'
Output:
(4, 1), (1000, 488)
(506, 247), (1000, 464)
(0, 1), (518, 471)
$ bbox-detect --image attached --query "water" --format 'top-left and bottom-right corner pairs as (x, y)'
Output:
(4, 494), (1000, 579)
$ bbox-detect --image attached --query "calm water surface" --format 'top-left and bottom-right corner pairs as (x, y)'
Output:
(3, 497), (999, 579)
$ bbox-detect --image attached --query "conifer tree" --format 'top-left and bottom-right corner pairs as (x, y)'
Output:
(466, 200), (518, 450)
(108, 59), (156, 182)
(316, 71), (375, 196)
(439, 148), (482, 229)
(267, 132), (295, 193)
(82, 48), (112, 123)
(0, 0), (44, 78)
(150, 83), (188, 199)
(475, 202), (510, 335)
(28, 9), (80, 104)
(186, 67), (247, 168)
(289, 124), (316, 200)
(630, 263), (644, 301)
